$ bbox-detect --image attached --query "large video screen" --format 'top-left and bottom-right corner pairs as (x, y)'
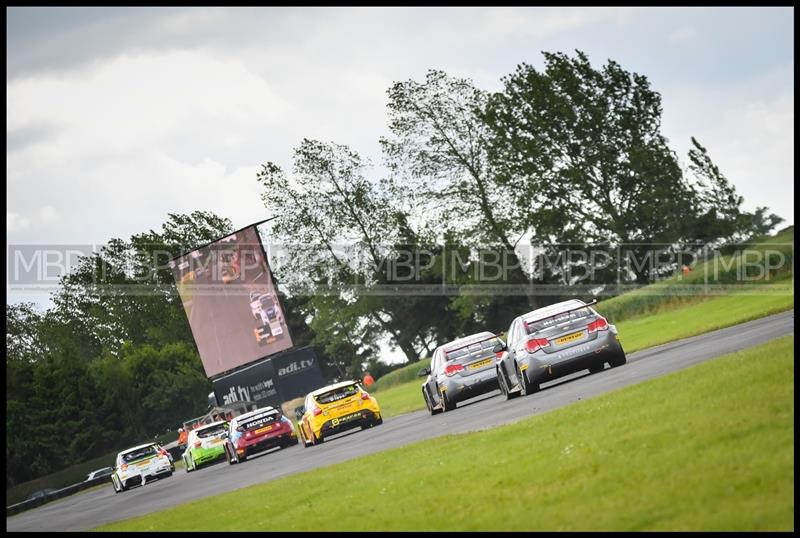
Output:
(169, 225), (293, 378)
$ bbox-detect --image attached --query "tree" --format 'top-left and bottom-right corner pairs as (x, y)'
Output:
(258, 139), (459, 362)
(686, 137), (783, 245)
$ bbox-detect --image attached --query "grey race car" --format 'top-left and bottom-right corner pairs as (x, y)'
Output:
(419, 332), (504, 414)
(494, 299), (626, 398)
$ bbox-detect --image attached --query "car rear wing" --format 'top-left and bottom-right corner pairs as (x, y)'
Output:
(522, 299), (598, 331)
(444, 334), (504, 358)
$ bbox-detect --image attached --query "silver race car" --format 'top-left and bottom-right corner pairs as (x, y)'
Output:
(495, 299), (626, 398)
(419, 332), (504, 414)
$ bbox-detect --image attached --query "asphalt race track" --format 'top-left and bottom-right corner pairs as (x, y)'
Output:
(7, 310), (794, 532)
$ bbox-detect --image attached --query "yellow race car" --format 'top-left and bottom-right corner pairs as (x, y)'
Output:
(297, 381), (383, 447)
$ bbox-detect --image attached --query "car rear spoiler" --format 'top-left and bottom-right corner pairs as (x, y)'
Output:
(444, 334), (503, 356)
(523, 299), (598, 330)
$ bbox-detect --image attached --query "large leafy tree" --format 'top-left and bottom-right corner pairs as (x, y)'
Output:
(258, 139), (459, 362)
(482, 50), (780, 283)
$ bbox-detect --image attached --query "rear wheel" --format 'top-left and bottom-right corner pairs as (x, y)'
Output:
(441, 390), (456, 412)
(589, 363), (604, 374)
(517, 364), (538, 396)
(499, 367), (520, 401)
(184, 455), (193, 473)
(609, 351), (627, 368)
(424, 390), (442, 416)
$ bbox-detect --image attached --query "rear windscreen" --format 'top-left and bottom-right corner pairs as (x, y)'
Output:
(239, 412), (281, 431)
(525, 307), (592, 333)
(122, 446), (157, 463)
(316, 384), (359, 404)
(445, 338), (501, 361)
(197, 424), (228, 438)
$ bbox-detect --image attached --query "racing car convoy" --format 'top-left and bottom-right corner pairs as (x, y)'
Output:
(109, 298), (625, 494)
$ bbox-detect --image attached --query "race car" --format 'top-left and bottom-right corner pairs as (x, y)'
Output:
(182, 420), (228, 472)
(418, 331), (503, 414)
(223, 406), (297, 464)
(495, 299), (627, 398)
(111, 443), (174, 493)
(297, 381), (383, 447)
(250, 291), (284, 337)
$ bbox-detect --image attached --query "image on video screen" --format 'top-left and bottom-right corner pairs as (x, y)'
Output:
(169, 225), (293, 378)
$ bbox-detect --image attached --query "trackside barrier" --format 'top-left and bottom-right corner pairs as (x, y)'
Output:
(6, 475), (111, 517)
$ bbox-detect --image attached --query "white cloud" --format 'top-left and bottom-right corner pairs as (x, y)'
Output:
(39, 206), (58, 223)
(7, 212), (32, 232)
(669, 26), (697, 42)
(660, 66), (794, 223)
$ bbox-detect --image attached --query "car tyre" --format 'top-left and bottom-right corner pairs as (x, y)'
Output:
(426, 388), (443, 416)
(589, 363), (604, 374)
(441, 390), (456, 412)
(517, 363), (538, 396)
(184, 455), (193, 473)
(609, 351), (627, 368)
(499, 367), (521, 400)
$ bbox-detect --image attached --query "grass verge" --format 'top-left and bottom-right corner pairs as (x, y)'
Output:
(96, 335), (794, 531)
(376, 290), (793, 419)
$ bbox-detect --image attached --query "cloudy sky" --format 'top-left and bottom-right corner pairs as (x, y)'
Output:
(7, 6), (794, 306)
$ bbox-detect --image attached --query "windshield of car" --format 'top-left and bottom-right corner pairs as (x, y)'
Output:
(444, 338), (501, 361)
(196, 424), (228, 438)
(525, 307), (592, 333)
(122, 446), (157, 463)
(316, 384), (359, 404)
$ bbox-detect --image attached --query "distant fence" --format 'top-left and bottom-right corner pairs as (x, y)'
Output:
(6, 474), (111, 517)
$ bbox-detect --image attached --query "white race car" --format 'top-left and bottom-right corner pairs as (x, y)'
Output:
(249, 291), (284, 337)
(111, 443), (174, 493)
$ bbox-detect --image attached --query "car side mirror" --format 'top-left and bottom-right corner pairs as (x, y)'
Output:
(417, 367), (431, 377)
(493, 342), (507, 354)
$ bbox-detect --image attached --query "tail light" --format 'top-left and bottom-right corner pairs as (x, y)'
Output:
(158, 448), (168, 457)
(444, 364), (464, 377)
(312, 407), (323, 416)
(245, 430), (253, 439)
(361, 391), (370, 400)
(120, 463), (128, 471)
(525, 338), (550, 353)
(587, 317), (609, 333)
(194, 440), (202, 448)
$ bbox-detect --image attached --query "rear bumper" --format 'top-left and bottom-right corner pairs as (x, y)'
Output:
(319, 409), (380, 437)
(237, 427), (297, 455)
(192, 445), (226, 464)
(441, 368), (499, 403)
(524, 331), (623, 383)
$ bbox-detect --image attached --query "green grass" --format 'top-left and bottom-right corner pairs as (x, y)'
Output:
(6, 450), (118, 506)
(376, 289), (793, 419)
(598, 226), (793, 323)
(96, 335), (794, 531)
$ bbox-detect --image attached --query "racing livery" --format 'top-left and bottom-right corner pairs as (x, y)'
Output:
(495, 299), (627, 398)
(224, 406), (297, 464)
(297, 381), (382, 447)
(182, 420), (228, 472)
(418, 331), (503, 414)
(111, 443), (174, 493)
(250, 290), (284, 345)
